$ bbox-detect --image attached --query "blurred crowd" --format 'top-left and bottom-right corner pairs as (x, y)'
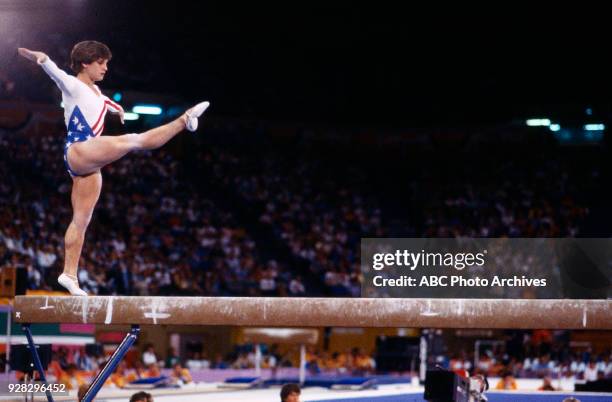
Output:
(435, 329), (612, 385)
(18, 341), (377, 391)
(448, 350), (612, 383)
(0, 116), (606, 297)
(15, 344), (192, 392)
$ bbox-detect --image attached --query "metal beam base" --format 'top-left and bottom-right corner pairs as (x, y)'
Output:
(81, 325), (140, 402)
(22, 324), (54, 402)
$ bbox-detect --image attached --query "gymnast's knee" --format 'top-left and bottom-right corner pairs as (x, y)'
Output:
(71, 213), (93, 233)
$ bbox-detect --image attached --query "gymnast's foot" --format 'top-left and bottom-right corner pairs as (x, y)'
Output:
(58, 273), (88, 296)
(184, 101), (210, 132)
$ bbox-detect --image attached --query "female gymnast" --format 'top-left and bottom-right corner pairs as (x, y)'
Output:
(18, 41), (209, 296)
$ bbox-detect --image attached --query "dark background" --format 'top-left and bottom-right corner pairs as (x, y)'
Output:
(3, 1), (612, 128)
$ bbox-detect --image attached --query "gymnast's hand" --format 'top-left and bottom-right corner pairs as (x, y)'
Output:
(18, 48), (48, 64)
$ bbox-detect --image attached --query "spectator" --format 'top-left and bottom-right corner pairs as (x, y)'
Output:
(537, 376), (556, 391)
(584, 360), (599, 382)
(130, 391), (153, 402)
(170, 362), (193, 385)
(280, 383), (301, 402)
(494, 371), (518, 390)
(164, 347), (180, 368)
(142, 344), (158, 366)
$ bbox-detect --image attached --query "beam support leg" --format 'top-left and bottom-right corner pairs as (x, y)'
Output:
(82, 325), (140, 402)
(22, 324), (54, 402)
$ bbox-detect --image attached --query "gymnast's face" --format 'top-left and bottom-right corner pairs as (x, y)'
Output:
(82, 58), (108, 82)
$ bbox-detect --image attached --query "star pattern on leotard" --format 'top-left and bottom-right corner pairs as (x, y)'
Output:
(66, 106), (94, 146)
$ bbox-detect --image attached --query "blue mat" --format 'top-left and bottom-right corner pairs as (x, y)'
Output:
(224, 376), (261, 384)
(263, 375), (410, 388)
(124, 376), (177, 389)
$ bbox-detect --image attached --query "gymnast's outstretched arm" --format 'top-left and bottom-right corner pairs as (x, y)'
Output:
(18, 47), (79, 96)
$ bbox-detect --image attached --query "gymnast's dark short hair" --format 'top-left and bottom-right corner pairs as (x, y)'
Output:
(70, 40), (112, 73)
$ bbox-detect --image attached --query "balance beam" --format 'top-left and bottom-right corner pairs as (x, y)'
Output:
(13, 296), (612, 329)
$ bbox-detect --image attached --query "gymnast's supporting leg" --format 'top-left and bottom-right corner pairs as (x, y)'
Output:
(58, 171), (102, 296)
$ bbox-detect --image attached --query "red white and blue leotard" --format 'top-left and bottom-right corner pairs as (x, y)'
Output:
(39, 57), (124, 176)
